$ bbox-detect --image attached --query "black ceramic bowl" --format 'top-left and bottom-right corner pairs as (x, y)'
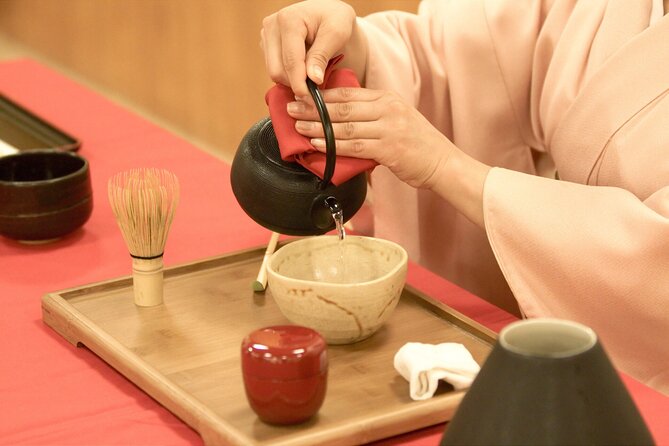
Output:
(0, 150), (93, 242)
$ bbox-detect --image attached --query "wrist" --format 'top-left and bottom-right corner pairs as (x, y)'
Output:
(428, 145), (490, 228)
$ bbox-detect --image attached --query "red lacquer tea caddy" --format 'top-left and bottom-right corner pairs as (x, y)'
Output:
(241, 325), (328, 425)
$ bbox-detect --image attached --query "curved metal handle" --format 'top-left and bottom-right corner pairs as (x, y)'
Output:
(306, 78), (336, 189)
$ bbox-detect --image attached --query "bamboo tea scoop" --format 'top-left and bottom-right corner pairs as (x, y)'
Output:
(252, 232), (280, 292)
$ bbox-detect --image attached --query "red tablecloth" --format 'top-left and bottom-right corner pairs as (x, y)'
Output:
(1, 59), (667, 446)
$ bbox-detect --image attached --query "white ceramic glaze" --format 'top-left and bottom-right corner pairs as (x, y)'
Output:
(267, 236), (408, 344)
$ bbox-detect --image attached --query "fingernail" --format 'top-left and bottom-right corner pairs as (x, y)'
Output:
(287, 101), (305, 114)
(310, 65), (324, 83)
(295, 121), (312, 130)
(311, 138), (325, 148)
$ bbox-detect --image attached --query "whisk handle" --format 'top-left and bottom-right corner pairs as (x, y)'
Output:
(132, 256), (164, 307)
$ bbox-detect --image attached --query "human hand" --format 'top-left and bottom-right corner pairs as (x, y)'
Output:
(261, 0), (357, 97)
(287, 87), (455, 189)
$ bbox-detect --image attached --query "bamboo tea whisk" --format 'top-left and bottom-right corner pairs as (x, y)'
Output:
(108, 168), (180, 307)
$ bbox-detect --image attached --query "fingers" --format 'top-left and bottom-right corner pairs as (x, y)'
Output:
(287, 87), (387, 123)
(289, 87), (398, 158)
(261, 7), (311, 96)
(261, 15), (289, 86)
(305, 24), (348, 84)
(261, 1), (357, 96)
(287, 98), (380, 122)
(295, 119), (380, 140)
(311, 138), (378, 160)
(321, 87), (385, 103)
(277, 11), (309, 96)
(305, 2), (355, 84)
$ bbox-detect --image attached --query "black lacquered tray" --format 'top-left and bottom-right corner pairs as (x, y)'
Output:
(0, 93), (79, 155)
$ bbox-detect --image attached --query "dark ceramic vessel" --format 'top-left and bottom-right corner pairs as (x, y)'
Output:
(0, 150), (93, 242)
(241, 325), (328, 425)
(441, 318), (654, 446)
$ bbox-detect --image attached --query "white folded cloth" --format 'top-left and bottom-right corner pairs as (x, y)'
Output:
(393, 342), (481, 400)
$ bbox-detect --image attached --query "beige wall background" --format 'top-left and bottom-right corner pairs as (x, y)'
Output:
(0, 0), (420, 161)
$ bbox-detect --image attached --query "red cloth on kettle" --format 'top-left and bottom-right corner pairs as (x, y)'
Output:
(265, 56), (377, 186)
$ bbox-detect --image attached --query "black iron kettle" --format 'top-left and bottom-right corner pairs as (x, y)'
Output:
(230, 79), (367, 235)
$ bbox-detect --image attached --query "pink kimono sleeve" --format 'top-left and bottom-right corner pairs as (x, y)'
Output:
(485, 170), (669, 392)
(357, 0), (669, 392)
(482, 0), (669, 391)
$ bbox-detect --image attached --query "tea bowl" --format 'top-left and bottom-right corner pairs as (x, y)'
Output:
(0, 150), (93, 242)
(267, 235), (408, 344)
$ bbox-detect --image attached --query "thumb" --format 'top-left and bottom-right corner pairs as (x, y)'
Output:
(305, 27), (344, 84)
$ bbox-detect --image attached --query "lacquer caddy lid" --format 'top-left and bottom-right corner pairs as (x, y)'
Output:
(241, 325), (328, 380)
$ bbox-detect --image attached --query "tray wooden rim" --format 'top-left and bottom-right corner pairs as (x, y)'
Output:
(42, 244), (497, 446)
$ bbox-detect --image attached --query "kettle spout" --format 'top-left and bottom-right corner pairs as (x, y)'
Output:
(324, 196), (346, 240)
(324, 196), (341, 215)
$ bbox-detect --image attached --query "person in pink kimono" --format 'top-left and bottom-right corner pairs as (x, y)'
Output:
(260, 0), (669, 394)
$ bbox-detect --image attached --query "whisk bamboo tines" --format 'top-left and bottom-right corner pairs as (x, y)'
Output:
(108, 168), (180, 307)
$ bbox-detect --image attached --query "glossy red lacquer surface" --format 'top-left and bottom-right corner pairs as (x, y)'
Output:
(241, 325), (328, 424)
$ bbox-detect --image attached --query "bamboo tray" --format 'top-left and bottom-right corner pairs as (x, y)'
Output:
(42, 245), (496, 446)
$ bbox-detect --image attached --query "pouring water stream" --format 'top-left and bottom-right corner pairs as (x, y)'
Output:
(325, 196), (349, 282)
(325, 196), (345, 241)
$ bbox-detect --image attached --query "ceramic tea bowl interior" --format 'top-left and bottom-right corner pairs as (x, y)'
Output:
(267, 235), (408, 344)
(0, 150), (93, 242)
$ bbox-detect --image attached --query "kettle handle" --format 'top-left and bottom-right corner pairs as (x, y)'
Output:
(306, 78), (336, 189)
